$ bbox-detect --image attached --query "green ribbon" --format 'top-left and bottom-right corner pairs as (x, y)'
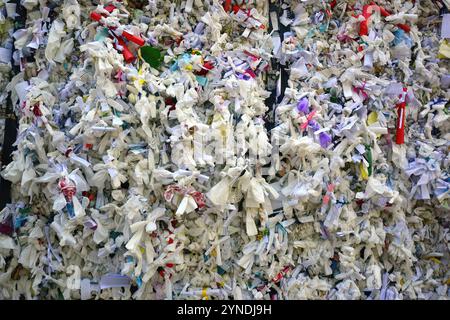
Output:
(139, 46), (163, 69)
(365, 144), (373, 176)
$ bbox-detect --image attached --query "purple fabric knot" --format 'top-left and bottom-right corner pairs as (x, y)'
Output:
(309, 120), (320, 131)
(319, 132), (332, 148)
(296, 97), (310, 114)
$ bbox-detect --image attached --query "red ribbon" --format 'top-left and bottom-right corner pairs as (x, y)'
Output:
(359, 2), (410, 37)
(32, 104), (42, 117)
(232, 5), (265, 29)
(223, 0), (232, 12)
(272, 266), (292, 283)
(323, 183), (335, 205)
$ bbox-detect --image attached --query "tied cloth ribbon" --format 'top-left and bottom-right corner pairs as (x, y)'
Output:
(58, 178), (76, 202)
(300, 109), (317, 131)
(296, 99), (332, 148)
(357, 2), (410, 37)
(164, 185), (206, 209)
(272, 266), (292, 283)
(32, 103), (43, 117)
(336, 33), (355, 43)
(322, 183), (335, 205)
(358, 3), (391, 36)
(232, 5), (265, 29)
(353, 81), (369, 101)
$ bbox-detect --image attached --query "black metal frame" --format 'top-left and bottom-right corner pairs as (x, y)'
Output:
(0, 1), (26, 210)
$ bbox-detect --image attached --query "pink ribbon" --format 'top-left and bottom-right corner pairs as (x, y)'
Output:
(323, 183), (335, 205)
(300, 109), (317, 130)
(353, 82), (369, 101)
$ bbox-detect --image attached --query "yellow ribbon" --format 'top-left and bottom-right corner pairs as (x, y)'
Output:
(359, 162), (369, 180)
(202, 287), (209, 300)
(428, 257), (441, 265)
(367, 111), (378, 126)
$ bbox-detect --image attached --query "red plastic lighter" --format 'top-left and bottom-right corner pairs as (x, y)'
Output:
(395, 87), (408, 145)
